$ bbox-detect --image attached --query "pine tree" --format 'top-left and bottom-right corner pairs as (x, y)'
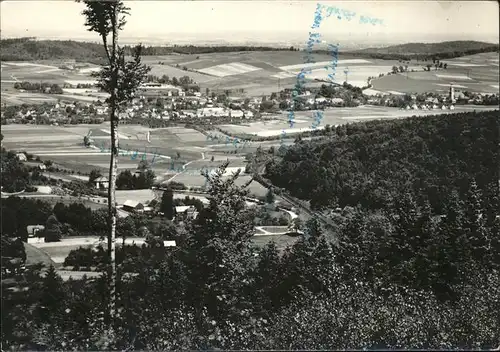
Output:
(464, 179), (488, 264)
(253, 241), (282, 312)
(179, 162), (256, 332)
(44, 214), (62, 242)
(281, 221), (335, 303)
(265, 189), (275, 204)
(427, 191), (468, 300)
(160, 187), (175, 220)
(88, 169), (102, 185)
(38, 265), (66, 324)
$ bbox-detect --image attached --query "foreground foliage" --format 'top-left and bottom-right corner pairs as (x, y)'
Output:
(2, 159), (499, 350)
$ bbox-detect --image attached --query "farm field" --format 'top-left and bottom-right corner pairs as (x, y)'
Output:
(2, 123), (266, 197)
(1, 123), (214, 174)
(0, 61), (107, 106)
(154, 51), (499, 96)
(2, 51), (498, 103)
(371, 52), (499, 95)
(219, 104), (499, 137)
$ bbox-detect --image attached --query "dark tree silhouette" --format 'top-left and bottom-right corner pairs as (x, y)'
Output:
(160, 187), (175, 220)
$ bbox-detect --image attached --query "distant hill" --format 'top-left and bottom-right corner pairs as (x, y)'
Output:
(1, 38), (107, 64)
(3, 38), (498, 63)
(344, 41), (499, 60)
(0, 37), (297, 62)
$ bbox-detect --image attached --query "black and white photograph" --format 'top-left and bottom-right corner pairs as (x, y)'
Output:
(1, 0), (499, 350)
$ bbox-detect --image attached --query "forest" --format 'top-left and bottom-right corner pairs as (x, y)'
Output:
(265, 110), (498, 213)
(2, 108), (499, 349)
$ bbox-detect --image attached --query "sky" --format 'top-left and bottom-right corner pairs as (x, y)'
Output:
(1, 1), (499, 46)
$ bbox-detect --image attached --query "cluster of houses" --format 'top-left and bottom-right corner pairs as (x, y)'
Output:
(366, 85), (497, 109)
(401, 103), (457, 111)
(278, 89), (346, 108)
(5, 76), (497, 126)
(3, 100), (107, 125)
(2, 86), (261, 123)
(121, 199), (199, 221)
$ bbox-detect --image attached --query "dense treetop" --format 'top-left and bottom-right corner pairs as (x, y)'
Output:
(265, 110), (499, 213)
(0, 38), (106, 62)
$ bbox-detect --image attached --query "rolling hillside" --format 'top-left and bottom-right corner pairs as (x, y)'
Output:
(3, 38), (498, 63)
(345, 40), (499, 60)
(0, 38), (295, 62)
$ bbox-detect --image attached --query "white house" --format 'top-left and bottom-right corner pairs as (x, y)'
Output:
(244, 110), (254, 119)
(175, 205), (198, 221)
(16, 153), (27, 162)
(93, 176), (109, 190)
(163, 240), (177, 247)
(26, 225), (45, 238)
(197, 107), (229, 118)
(230, 109), (244, 118)
(331, 98), (344, 106)
(96, 107), (108, 115)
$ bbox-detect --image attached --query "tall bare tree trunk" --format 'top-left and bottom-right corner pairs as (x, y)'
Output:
(107, 1), (119, 326)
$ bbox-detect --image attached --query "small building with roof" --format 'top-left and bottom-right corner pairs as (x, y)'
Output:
(26, 225), (45, 238)
(123, 200), (144, 213)
(16, 153), (27, 162)
(175, 205), (198, 221)
(93, 176), (109, 190)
